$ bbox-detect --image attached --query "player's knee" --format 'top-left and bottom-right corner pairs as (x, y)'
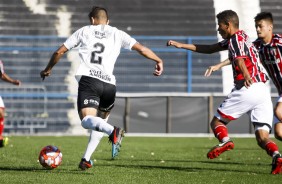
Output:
(274, 107), (282, 121)
(274, 129), (282, 141)
(274, 123), (282, 141)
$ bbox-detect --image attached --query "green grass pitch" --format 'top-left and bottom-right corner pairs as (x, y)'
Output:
(1, 136), (282, 184)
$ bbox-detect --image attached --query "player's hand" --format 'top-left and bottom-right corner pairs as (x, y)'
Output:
(167, 40), (183, 48)
(244, 78), (253, 88)
(40, 70), (51, 81)
(13, 80), (21, 86)
(204, 65), (218, 77)
(154, 62), (163, 76)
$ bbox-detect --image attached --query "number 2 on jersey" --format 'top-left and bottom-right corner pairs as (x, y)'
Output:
(91, 43), (105, 64)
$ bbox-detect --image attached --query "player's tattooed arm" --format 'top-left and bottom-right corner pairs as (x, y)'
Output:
(167, 40), (225, 54)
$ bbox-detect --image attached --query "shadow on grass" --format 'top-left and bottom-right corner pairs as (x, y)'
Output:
(102, 163), (268, 174)
(108, 157), (269, 166)
(95, 158), (270, 175)
(0, 166), (93, 175)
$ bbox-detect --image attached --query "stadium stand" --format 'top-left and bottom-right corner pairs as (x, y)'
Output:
(0, 0), (57, 35)
(260, 0), (282, 34)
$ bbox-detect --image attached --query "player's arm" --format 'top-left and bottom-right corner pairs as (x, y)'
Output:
(0, 72), (21, 86)
(235, 58), (253, 88)
(204, 58), (231, 77)
(167, 40), (225, 54)
(40, 45), (68, 80)
(131, 42), (163, 76)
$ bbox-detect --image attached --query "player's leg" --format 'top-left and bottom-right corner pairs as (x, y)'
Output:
(207, 116), (234, 159)
(79, 111), (113, 169)
(81, 114), (110, 165)
(80, 105), (124, 150)
(0, 97), (8, 148)
(79, 129), (104, 170)
(99, 82), (125, 159)
(80, 109), (114, 135)
(254, 125), (282, 174)
(251, 85), (282, 174)
(207, 82), (267, 159)
(206, 86), (251, 159)
(274, 101), (282, 141)
(77, 76), (106, 170)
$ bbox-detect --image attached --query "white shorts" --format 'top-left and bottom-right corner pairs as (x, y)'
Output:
(278, 96), (282, 103)
(215, 82), (273, 129)
(0, 96), (4, 108)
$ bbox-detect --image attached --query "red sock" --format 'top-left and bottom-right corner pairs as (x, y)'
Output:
(213, 125), (229, 142)
(265, 141), (279, 157)
(0, 117), (4, 136)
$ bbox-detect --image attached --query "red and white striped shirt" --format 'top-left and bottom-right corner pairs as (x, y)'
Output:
(253, 34), (282, 95)
(219, 30), (268, 85)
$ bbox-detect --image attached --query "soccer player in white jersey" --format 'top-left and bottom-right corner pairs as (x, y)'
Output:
(167, 10), (282, 174)
(0, 60), (21, 147)
(40, 6), (163, 170)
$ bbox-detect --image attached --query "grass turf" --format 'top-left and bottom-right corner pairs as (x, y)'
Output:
(1, 136), (282, 184)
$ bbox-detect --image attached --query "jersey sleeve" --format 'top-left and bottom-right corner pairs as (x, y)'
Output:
(119, 30), (137, 50)
(63, 28), (83, 50)
(229, 35), (249, 59)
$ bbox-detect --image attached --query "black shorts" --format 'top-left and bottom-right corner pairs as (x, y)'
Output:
(77, 76), (116, 112)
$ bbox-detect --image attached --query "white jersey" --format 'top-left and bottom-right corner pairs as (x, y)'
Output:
(64, 25), (137, 85)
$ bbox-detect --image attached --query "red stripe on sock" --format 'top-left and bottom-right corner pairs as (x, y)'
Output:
(265, 141), (279, 157)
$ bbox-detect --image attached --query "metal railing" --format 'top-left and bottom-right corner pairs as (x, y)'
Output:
(0, 85), (48, 134)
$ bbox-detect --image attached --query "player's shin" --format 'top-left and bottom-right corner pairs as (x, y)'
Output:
(82, 130), (104, 161)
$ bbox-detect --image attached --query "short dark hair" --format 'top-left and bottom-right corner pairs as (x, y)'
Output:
(88, 6), (109, 22)
(254, 12), (273, 23)
(216, 10), (239, 28)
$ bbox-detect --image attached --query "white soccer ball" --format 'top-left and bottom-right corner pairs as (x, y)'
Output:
(38, 145), (62, 169)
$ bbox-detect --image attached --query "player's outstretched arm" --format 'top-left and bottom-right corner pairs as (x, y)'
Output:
(132, 43), (163, 76)
(167, 40), (224, 54)
(0, 72), (21, 86)
(204, 58), (231, 77)
(40, 45), (68, 80)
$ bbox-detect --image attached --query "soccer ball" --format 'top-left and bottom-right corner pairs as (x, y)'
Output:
(38, 145), (62, 169)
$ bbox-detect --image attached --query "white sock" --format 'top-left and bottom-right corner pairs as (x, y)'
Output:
(83, 130), (104, 161)
(81, 115), (114, 135)
(221, 137), (230, 143)
(273, 151), (280, 158)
